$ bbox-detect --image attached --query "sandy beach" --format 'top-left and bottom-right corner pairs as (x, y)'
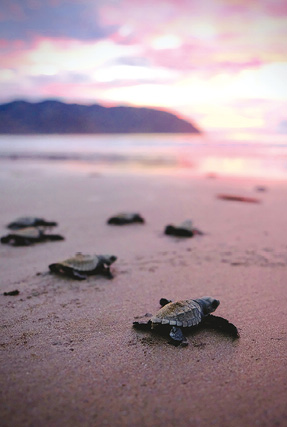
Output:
(0, 159), (286, 427)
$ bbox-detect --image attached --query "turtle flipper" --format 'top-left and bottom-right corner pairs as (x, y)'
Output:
(169, 326), (188, 346)
(71, 269), (87, 280)
(43, 234), (64, 242)
(203, 314), (240, 338)
(102, 267), (113, 279)
(95, 264), (113, 278)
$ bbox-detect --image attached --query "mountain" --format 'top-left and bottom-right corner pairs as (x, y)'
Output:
(0, 100), (200, 134)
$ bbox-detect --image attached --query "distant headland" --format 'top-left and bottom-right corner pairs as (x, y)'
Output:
(0, 100), (200, 134)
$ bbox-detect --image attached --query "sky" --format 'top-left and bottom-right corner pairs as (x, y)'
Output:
(0, 0), (287, 131)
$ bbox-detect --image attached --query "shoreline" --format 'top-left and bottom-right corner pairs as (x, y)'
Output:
(1, 161), (286, 426)
(1, 130), (287, 181)
(1, 157), (287, 182)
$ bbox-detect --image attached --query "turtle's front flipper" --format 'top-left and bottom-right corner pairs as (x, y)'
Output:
(203, 314), (240, 338)
(169, 326), (188, 346)
(71, 270), (87, 280)
(101, 266), (113, 279)
(159, 298), (172, 307)
(95, 263), (113, 278)
(44, 234), (64, 242)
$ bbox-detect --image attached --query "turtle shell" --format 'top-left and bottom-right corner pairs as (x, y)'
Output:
(1, 227), (64, 246)
(1, 227), (41, 246)
(57, 253), (102, 272)
(151, 299), (203, 328)
(7, 217), (57, 230)
(107, 213), (144, 224)
(165, 220), (194, 237)
(7, 227), (42, 239)
(114, 213), (136, 221)
(51, 253), (117, 272)
(177, 220), (192, 230)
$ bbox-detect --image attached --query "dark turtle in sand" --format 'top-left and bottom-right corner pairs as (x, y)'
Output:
(7, 217), (58, 230)
(49, 252), (117, 280)
(1, 227), (64, 246)
(164, 220), (203, 237)
(133, 297), (239, 346)
(107, 213), (145, 225)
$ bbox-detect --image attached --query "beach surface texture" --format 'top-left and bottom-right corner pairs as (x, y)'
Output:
(0, 160), (286, 427)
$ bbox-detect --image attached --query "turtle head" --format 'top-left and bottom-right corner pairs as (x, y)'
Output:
(194, 297), (220, 315)
(98, 255), (117, 265)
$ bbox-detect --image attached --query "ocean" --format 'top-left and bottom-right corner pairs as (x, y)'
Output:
(0, 131), (286, 179)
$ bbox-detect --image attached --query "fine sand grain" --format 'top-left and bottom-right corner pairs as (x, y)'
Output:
(0, 160), (286, 427)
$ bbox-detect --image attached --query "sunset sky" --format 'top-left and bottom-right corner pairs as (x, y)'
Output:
(0, 0), (286, 131)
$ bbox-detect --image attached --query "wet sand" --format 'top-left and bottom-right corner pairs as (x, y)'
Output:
(0, 160), (286, 427)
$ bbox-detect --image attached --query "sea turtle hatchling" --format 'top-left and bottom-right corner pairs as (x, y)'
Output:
(164, 220), (203, 237)
(1, 227), (64, 246)
(7, 217), (58, 230)
(107, 213), (145, 225)
(133, 297), (239, 346)
(49, 252), (117, 280)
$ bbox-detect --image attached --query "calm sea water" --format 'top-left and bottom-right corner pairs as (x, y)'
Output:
(0, 131), (286, 179)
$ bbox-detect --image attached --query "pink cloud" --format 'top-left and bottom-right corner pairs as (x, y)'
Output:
(100, 0), (287, 76)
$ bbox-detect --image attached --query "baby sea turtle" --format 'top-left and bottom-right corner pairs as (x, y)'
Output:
(133, 297), (239, 346)
(49, 252), (117, 280)
(164, 220), (203, 237)
(7, 217), (58, 230)
(1, 227), (64, 246)
(107, 213), (145, 225)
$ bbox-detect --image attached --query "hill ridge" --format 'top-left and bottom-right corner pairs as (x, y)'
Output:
(0, 100), (200, 134)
